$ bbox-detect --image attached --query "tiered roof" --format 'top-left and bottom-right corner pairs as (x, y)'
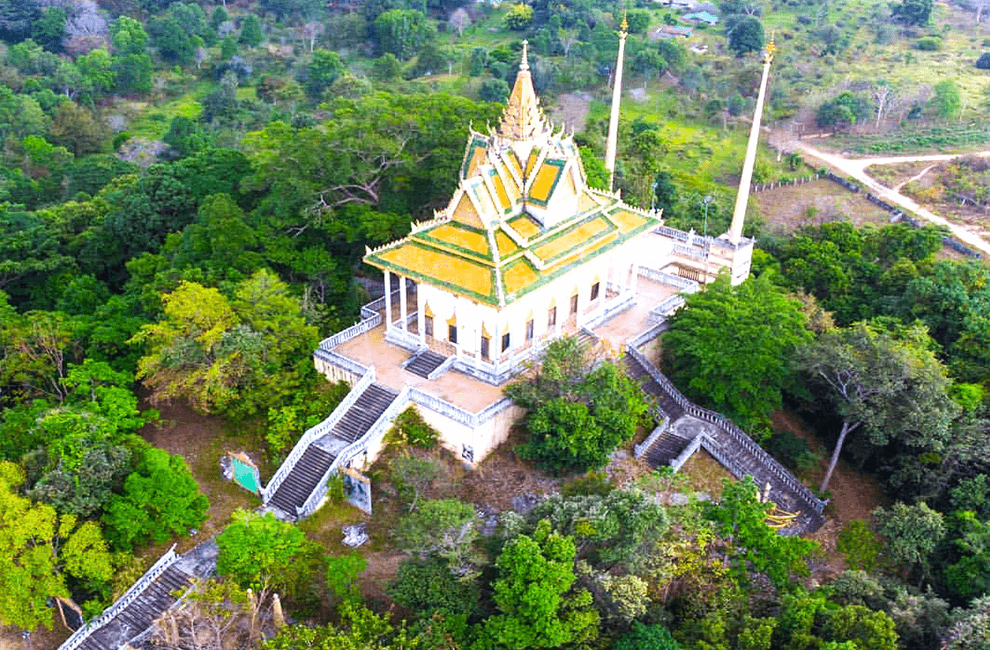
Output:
(365, 43), (661, 308)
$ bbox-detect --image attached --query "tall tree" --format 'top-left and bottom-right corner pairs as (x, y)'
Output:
(477, 520), (599, 649)
(794, 322), (959, 492)
(507, 336), (648, 474)
(132, 270), (318, 417)
(101, 447), (208, 550)
(0, 462), (114, 631)
(664, 274), (811, 432)
(216, 510), (314, 592)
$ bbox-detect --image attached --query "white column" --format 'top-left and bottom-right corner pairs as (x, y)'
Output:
(417, 287), (426, 346)
(629, 260), (639, 294)
(399, 275), (408, 330)
(605, 22), (628, 191)
(384, 270), (392, 330)
(729, 44), (774, 244)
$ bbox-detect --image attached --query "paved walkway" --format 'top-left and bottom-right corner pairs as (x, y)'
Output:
(796, 142), (990, 257)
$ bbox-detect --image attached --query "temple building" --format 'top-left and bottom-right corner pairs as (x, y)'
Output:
(302, 40), (758, 473)
(357, 42), (753, 388)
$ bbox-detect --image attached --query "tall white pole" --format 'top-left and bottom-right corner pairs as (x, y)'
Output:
(604, 15), (628, 192)
(728, 41), (774, 244)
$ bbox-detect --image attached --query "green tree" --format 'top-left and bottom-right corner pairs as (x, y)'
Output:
(113, 53), (153, 93)
(477, 520), (599, 649)
(372, 52), (403, 81)
(479, 77), (510, 103)
(933, 79), (962, 119)
(32, 6), (66, 52)
(505, 3), (534, 30)
(110, 15), (149, 55)
(893, 0), (933, 25)
(156, 17), (195, 64)
(395, 498), (479, 572)
(305, 49), (346, 99)
(706, 478), (818, 589)
(665, 274), (811, 432)
(507, 336), (648, 474)
(373, 9), (436, 60)
(0, 462), (113, 631)
(873, 501), (945, 584)
(325, 552), (367, 601)
(945, 511), (990, 600)
(48, 101), (103, 156)
(216, 510), (313, 591)
(388, 557), (480, 617)
(132, 270), (318, 417)
(239, 13), (264, 47)
(526, 487), (668, 568)
(262, 601), (424, 649)
(793, 322), (959, 492)
(728, 16), (764, 57)
(101, 447), (209, 550)
(614, 622), (684, 650)
(77, 48), (117, 98)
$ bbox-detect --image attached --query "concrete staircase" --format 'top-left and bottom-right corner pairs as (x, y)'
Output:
(404, 350), (448, 379)
(625, 351), (825, 535)
(625, 357), (684, 421)
(74, 565), (193, 650)
(643, 431), (693, 468)
(267, 383), (398, 515)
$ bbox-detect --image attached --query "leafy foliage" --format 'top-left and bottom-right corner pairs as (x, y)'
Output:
(216, 510), (315, 593)
(665, 274), (811, 432)
(0, 462), (113, 631)
(101, 448), (208, 550)
(508, 336), (647, 474)
(477, 520), (599, 649)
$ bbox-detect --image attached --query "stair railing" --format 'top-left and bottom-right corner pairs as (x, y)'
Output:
(296, 386), (412, 519)
(634, 416), (670, 459)
(625, 345), (825, 517)
(262, 367), (376, 502)
(58, 545), (180, 650)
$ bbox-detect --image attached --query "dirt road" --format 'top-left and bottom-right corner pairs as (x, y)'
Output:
(795, 142), (990, 257)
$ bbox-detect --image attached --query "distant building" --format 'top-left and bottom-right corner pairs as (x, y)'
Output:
(683, 11), (719, 25)
(652, 25), (694, 39)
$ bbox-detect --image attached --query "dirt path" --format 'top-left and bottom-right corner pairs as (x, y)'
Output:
(796, 141), (990, 257)
(893, 163), (938, 192)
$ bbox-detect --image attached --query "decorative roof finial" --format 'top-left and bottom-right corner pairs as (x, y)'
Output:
(520, 40), (529, 72)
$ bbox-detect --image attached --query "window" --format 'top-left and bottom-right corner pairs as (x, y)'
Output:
(590, 282), (600, 301)
(548, 306), (557, 327)
(501, 332), (510, 352)
(448, 324), (458, 344)
(424, 316), (433, 337)
(526, 319), (534, 341)
(570, 294), (579, 315)
(480, 336), (490, 360)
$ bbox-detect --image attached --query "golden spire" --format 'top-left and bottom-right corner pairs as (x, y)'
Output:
(497, 40), (550, 141)
(620, 11), (628, 33)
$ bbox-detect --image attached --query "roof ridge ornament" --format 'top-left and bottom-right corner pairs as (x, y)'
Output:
(497, 40), (550, 141)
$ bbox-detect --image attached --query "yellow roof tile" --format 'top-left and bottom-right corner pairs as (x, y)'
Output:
(529, 160), (563, 204)
(375, 244), (494, 300)
(495, 231), (519, 257)
(426, 223), (490, 257)
(503, 259), (540, 295)
(490, 172), (512, 212)
(609, 208), (650, 235)
(533, 217), (611, 262)
(507, 214), (542, 239)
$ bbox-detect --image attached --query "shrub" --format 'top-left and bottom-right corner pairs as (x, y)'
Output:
(976, 52), (990, 70)
(387, 407), (439, 449)
(767, 430), (821, 475)
(915, 37), (941, 51)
